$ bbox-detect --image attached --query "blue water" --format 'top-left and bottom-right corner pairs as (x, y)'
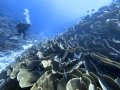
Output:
(1, 0), (112, 37)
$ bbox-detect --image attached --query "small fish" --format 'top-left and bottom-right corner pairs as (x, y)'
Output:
(92, 9), (94, 11)
(87, 10), (89, 13)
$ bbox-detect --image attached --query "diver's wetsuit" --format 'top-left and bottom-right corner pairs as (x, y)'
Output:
(16, 23), (30, 39)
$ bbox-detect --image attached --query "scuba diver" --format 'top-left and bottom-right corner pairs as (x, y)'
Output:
(5, 22), (31, 40)
(15, 9), (31, 39)
(16, 22), (31, 39)
(6, 9), (31, 40)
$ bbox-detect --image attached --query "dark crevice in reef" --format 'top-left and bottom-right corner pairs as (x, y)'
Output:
(0, 0), (120, 90)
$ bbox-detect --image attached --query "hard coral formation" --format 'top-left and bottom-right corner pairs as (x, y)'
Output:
(0, 0), (120, 90)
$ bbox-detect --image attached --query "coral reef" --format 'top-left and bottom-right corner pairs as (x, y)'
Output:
(0, 0), (120, 90)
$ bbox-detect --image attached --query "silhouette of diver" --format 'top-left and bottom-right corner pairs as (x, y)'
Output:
(15, 22), (31, 39)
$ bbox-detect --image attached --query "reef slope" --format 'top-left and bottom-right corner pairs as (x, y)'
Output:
(0, 1), (120, 90)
